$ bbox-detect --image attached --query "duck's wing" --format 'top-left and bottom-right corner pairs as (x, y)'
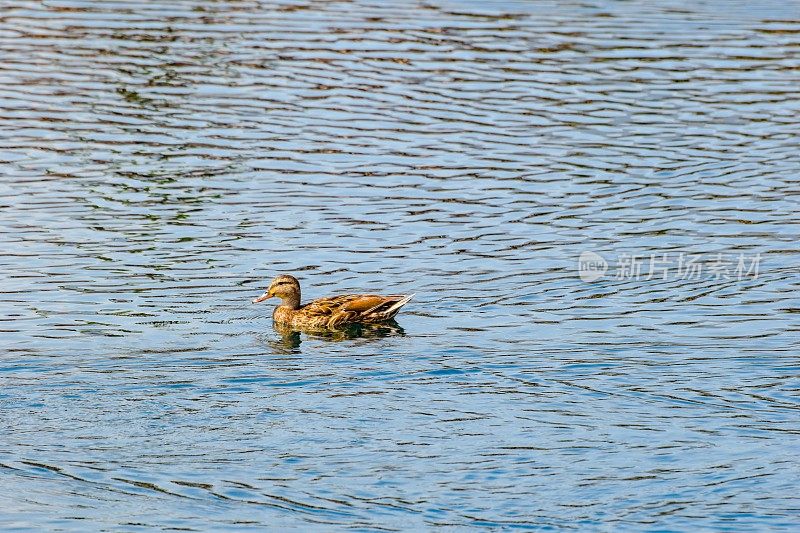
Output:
(300, 294), (364, 317)
(301, 294), (415, 328)
(307, 293), (414, 327)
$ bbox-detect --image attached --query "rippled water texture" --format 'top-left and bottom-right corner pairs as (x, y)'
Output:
(2, 0), (800, 530)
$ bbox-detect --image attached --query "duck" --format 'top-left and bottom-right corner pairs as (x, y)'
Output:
(252, 274), (414, 330)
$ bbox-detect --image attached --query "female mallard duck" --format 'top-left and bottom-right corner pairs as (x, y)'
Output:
(252, 274), (414, 329)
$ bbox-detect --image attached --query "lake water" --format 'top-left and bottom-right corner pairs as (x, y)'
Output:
(1, 0), (799, 530)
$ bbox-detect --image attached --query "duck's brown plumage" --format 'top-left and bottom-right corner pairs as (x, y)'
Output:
(253, 274), (414, 330)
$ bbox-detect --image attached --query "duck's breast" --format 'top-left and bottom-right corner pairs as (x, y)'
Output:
(273, 305), (294, 324)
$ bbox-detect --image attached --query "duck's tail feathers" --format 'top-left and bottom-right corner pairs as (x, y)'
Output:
(375, 293), (415, 321)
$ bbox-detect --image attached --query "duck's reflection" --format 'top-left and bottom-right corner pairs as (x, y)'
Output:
(269, 321), (405, 351)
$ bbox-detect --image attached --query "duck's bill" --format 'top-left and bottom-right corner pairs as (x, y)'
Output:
(252, 291), (271, 304)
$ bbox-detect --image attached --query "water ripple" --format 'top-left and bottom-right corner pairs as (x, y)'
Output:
(1, 0), (799, 530)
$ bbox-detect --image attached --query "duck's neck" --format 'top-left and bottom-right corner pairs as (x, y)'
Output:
(279, 293), (301, 310)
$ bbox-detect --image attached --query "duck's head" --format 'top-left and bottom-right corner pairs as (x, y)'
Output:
(252, 274), (301, 307)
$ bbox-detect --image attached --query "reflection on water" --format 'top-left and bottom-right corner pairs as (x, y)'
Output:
(1, 0), (800, 530)
(270, 321), (406, 351)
